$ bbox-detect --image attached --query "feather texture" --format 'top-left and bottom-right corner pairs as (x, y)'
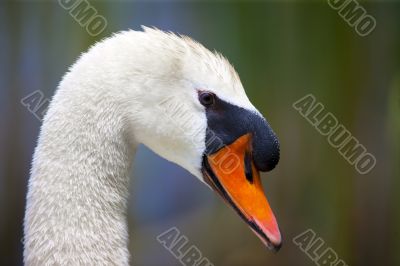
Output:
(23, 27), (253, 265)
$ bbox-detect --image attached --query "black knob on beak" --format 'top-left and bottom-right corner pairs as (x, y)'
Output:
(250, 117), (280, 172)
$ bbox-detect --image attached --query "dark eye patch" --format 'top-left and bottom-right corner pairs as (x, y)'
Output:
(203, 94), (280, 172)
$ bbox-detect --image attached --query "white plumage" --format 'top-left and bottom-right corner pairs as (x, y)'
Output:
(23, 27), (257, 265)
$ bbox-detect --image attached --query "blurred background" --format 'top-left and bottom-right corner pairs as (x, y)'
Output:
(0, 0), (399, 265)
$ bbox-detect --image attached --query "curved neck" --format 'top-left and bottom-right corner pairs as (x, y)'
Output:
(24, 84), (136, 265)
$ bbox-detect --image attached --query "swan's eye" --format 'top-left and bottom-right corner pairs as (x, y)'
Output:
(199, 92), (215, 107)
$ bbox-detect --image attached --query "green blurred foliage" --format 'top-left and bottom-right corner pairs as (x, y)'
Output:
(0, 1), (399, 266)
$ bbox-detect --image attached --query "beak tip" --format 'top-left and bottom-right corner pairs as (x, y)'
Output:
(268, 233), (282, 252)
(256, 231), (282, 252)
(253, 219), (282, 252)
(266, 234), (282, 253)
(261, 232), (282, 252)
(270, 241), (282, 253)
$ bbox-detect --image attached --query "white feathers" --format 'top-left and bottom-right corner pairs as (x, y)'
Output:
(23, 27), (251, 265)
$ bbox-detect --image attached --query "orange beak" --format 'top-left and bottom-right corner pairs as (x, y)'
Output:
(202, 134), (282, 251)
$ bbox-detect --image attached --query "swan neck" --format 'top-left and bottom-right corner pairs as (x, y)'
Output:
(24, 84), (136, 265)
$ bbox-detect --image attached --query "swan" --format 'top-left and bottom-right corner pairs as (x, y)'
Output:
(23, 27), (281, 265)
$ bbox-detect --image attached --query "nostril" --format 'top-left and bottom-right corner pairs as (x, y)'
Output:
(244, 151), (254, 183)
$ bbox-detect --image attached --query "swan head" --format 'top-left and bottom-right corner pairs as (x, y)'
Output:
(90, 27), (281, 250)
